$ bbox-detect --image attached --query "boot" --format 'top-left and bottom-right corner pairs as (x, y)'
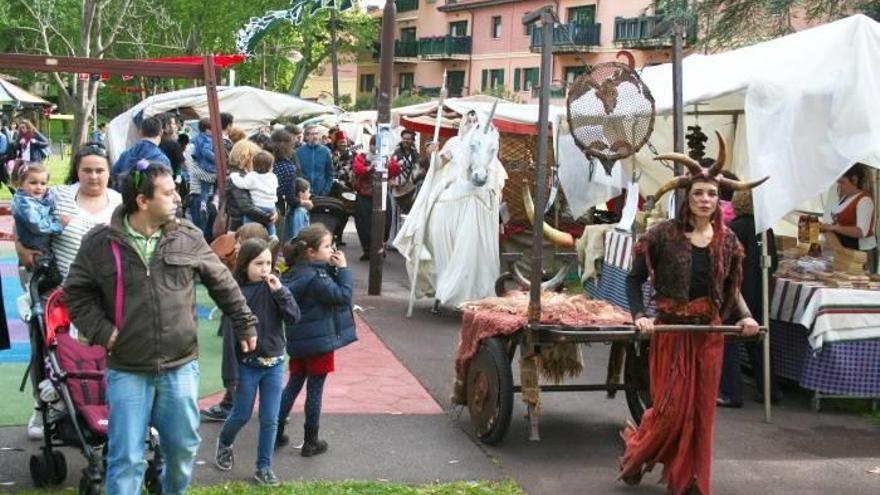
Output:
(274, 421), (289, 449)
(301, 425), (328, 457)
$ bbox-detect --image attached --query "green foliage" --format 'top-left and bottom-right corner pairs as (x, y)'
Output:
(354, 94), (377, 111)
(392, 92), (431, 108)
(661, 0), (877, 50)
(10, 480), (525, 495)
(474, 86), (522, 104)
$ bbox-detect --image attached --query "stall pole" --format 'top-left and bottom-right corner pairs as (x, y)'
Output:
(671, 16), (685, 212)
(761, 231), (772, 422)
(523, 4), (555, 442)
(368, 0), (396, 295)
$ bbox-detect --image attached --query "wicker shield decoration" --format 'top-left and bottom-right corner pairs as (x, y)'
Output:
(566, 62), (655, 175)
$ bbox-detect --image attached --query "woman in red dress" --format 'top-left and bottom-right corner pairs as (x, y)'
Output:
(619, 134), (765, 494)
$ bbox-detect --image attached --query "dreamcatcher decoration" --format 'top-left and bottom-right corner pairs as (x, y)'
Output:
(236, 0), (355, 56)
(566, 62), (656, 175)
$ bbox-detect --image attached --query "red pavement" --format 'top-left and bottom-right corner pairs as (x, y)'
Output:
(198, 314), (443, 415)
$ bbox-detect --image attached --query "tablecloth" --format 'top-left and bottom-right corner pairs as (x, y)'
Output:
(771, 277), (880, 350)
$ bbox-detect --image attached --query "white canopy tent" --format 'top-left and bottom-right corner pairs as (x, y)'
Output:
(625, 14), (880, 233)
(106, 86), (335, 162)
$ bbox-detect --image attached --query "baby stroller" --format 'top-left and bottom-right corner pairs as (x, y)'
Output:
(23, 257), (163, 495)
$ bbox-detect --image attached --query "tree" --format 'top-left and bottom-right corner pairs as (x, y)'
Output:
(656, 0), (878, 50)
(273, 8), (377, 96)
(0, 0), (191, 149)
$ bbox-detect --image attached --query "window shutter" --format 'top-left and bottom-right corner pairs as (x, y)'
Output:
(481, 70), (488, 91)
(514, 68), (521, 91)
(498, 69), (505, 88)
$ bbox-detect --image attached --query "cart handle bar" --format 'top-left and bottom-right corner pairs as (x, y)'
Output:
(529, 324), (766, 339)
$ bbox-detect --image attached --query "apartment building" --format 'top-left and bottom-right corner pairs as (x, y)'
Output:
(355, 0), (684, 104)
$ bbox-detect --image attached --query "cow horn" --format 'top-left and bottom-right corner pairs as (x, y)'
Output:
(654, 153), (703, 176)
(708, 130), (727, 177)
(522, 181), (575, 248)
(719, 176), (770, 191)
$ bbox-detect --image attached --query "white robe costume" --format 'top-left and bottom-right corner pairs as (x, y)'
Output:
(393, 128), (507, 308)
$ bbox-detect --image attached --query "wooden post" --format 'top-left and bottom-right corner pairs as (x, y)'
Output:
(203, 55), (227, 200)
(368, 0), (397, 295)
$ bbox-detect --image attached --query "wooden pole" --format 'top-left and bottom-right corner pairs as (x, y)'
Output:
(330, 9), (340, 106)
(203, 55), (227, 200)
(368, 0), (396, 295)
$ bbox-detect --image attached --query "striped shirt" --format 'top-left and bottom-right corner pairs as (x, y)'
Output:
(51, 183), (122, 278)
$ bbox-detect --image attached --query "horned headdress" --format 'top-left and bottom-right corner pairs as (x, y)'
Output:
(649, 131), (769, 208)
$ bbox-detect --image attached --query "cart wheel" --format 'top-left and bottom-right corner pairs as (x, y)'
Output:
(466, 337), (514, 444)
(50, 451), (67, 485)
(624, 341), (652, 425)
(30, 453), (50, 488)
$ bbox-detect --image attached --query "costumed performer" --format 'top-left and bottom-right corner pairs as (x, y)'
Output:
(393, 108), (507, 309)
(618, 133), (765, 495)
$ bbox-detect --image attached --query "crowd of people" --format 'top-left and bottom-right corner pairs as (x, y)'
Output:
(4, 111), (426, 492)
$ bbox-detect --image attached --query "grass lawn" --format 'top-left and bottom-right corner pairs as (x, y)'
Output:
(0, 480), (525, 495)
(0, 287), (225, 426)
(0, 154), (71, 201)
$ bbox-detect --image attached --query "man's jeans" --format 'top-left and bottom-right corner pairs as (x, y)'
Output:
(219, 363), (284, 470)
(243, 206), (276, 236)
(105, 361), (200, 495)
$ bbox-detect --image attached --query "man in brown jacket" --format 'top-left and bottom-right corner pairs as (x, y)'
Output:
(64, 161), (257, 495)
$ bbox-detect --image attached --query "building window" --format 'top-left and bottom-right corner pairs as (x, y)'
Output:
(482, 68), (505, 91)
(399, 72), (415, 93)
(523, 68), (539, 91)
(360, 74), (375, 93)
(492, 16), (502, 38)
(564, 66), (586, 85)
(449, 20), (468, 37)
(523, 23), (533, 36)
(400, 27), (416, 42)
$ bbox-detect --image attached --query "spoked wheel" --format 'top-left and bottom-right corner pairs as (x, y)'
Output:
(466, 337), (514, 445)
(624, 341), (652, 424)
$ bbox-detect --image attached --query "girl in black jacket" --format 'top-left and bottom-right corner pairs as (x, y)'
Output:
(214, 239), (300, 486)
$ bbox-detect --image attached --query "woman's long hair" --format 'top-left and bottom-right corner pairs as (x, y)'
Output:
(677, 177), (729, 310)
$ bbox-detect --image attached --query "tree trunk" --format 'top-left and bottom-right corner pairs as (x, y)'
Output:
(289, 62), (313, 96)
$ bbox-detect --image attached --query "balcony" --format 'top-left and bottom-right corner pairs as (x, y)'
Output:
(418, 35), (472, 60)
(395, 0), (418, 13)
(613, 15), (696, 47)
(530, 23), (601, 53)
(395, 40), (419, 60)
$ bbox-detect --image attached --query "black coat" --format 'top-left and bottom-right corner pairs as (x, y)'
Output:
(728, 214), (778, 324)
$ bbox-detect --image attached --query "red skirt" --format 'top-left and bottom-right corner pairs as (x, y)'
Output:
(288, 351), (335, 376)
(619, 297), (725, 495)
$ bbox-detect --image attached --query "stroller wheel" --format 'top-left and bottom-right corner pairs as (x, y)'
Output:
(78, 474), (102, 495)
(29, 454), (50, 487)
(50, 450), (67, 485)
(145, 458), (163, 495)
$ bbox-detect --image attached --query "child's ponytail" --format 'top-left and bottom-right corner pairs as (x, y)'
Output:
(283, 223), (331, 264)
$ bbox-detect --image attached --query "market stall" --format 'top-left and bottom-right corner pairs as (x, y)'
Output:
(605, 14), (880, 408)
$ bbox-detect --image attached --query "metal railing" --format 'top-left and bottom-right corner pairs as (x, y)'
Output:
(614, 15), (697, 45)
(395, 40), (419, 58)
(530, 23), (601, 50)
(418, 35), (472, 57)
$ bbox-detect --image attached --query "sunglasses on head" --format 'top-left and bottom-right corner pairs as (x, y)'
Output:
(78, 143), (108, 158)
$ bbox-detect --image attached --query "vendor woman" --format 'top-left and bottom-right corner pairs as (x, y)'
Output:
(619, 133), (764, 495)
(820, 163), (876, 271)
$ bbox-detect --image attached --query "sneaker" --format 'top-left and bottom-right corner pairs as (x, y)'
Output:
(200, 404), (230, 422)
(214, 441), (234, 471)
(253, 467), (279, 486)
(26, 412), (43, 441)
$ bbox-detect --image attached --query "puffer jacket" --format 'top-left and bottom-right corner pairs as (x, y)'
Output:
(63, 205), (257, 372)
(282, 261), (356, 359)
